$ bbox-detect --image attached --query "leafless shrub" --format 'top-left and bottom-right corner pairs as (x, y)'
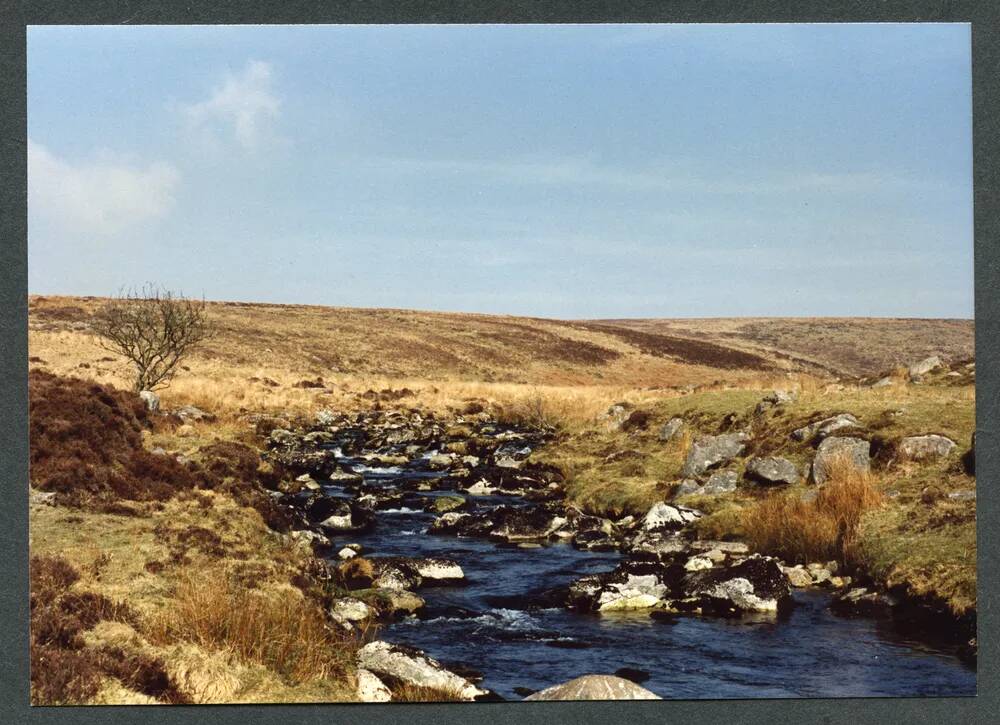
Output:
(92, 286), (211, 392)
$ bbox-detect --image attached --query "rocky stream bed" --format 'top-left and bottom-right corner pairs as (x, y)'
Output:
(261, 407), (976, 701)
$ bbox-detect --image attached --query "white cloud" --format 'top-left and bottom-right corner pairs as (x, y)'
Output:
(28, 140), (180, 235)
(181, 60), (281, 151)
(368, 154), (943, 197)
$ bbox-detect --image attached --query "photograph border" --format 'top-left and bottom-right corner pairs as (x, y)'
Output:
(1, 1), (996, 723)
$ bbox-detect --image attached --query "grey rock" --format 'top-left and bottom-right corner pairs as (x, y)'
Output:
(744, 456), (800, 486)
(671, 479), (703, 499)
(681, 432), (747, 478)
(139, 390), (160, 413)
(812, 436), (870, 485)
(702, 469), (738, 494)
(525, 675), (660, 701)
(899, 434), (957, 461)
(792, 414), (861, 442)
(657, 418), (685, 442)
(908, 355), (943, 378)
(356, 641), (486, 701)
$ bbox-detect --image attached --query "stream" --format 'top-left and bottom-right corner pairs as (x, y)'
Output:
(311, 449), (975, 700)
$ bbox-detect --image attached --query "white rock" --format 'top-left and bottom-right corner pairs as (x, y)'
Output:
(356, 668), (392, 703)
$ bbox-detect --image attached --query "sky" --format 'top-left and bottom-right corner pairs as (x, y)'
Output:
(27, 23), (973, 319)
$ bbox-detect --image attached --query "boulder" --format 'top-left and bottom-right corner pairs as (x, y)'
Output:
(899, 434), (957, 461)
(681, 432), (747, 478)
(701, 469), (738, 494)
(754, 389), (796, 415)
(356, 668), (392, 703)
(429, 511), (495, 538)
(356, 641), (487, 701)
(684, 555), (790, 614)
(428, 495), (467, 514)
(671, 479), (702, 499)
(744, 457), (800, 486)
(490, 507), (565, 543)
(524, 674), (660, 701)
(908, 355), (943, 378)
(812, 437), (870, 485)
(566, 563), (674, 613)
(411, 558), (465, 585)
(782, 565), (813, 588)
(175, 404), (215, 423)
(139, 390), (160, 413)
(641, 502), (701, 533)
(329, 598), (373, 628)
(380, 589), (425, 616)
(792, 414), (861, 442)
(657, 417), (685, 442)
(598, 403), (632, 431)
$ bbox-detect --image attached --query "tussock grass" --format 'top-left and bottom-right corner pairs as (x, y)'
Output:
(741, 455), (884, 565)
(149, 575), (361, 686)
(387, 682), (466, 702)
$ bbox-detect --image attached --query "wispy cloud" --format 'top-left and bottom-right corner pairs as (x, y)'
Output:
(180, 60), (282, 151)
(366, 154), (944, 197)
(28, 139), (180, 235)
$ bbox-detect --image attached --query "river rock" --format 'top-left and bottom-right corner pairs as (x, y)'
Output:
(641, 502), (702, 532)
(683, 555), (790, 615)
(329, 598), (373, 629)
(792, 413), (862, 442)
(782, 565), (813, 588)
(658, 417), (685, 442)
(908, 355), (943, 378)
(139, 390), (160, 413)
(356, 641), (487, 701)
(899, 434), (957, 461)
(830, 587), (898, 618)
(356, 668), (392, 702)
(681, 432), (747, 478)
(428, 495), (467, 514)
(744, 456), (800, 486)
(812, 437), (870, 485)
(524, 674), (660, 701)
(490, 507), (565, 542)
(411, 557), (465, 585)
(429, 511), (495, 538)
(381, 589), (425, 616)
(566, 565), (673, 612)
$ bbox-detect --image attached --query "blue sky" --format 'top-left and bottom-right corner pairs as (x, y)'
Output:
(27, 23), (972, 318)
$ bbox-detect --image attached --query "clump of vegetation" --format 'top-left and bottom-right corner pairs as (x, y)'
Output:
(92, 286), (211, 392)
(29, 370), (200, 508)
(148, 575), (361, 686)
(30, 554), (188, 705)
(741, 454), (884, 565)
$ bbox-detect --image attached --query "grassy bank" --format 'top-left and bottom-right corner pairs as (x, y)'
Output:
(536, 381), (976, 616)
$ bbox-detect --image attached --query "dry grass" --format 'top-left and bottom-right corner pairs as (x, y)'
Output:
(148, 575), (361, 686)
(387, 682), (466, 702)
(741, 454), (885, 565)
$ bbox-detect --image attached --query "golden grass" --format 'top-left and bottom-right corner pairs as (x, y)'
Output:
(387, 682), (466, 702)
(148, 575), (360, 686)
(741, 454), (885, 565)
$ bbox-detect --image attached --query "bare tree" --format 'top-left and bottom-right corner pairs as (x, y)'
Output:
(92, 286), (211, 392)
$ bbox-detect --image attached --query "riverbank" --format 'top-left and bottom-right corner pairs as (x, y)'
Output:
(27, 299), (976, 701)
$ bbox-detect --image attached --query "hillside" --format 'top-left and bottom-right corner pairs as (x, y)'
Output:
(28, 297), (973, 391)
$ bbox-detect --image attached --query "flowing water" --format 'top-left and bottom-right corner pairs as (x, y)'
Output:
(319, 455), (975, 700)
